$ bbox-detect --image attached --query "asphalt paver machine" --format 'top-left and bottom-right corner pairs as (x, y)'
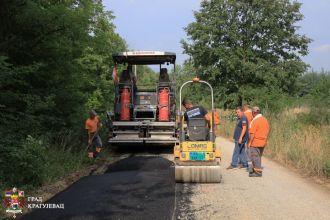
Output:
(174, 77), (222, 183)
(107, 51), (178, 145)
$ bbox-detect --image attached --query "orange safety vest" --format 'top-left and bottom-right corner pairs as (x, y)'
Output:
(249, 115), (270, 147)
(244, 110), (253, 125)
(85, 117), (99, 133)
(207, 111), (220, 125)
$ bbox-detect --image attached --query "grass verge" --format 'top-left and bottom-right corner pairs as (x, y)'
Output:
(219, 108), (330, 179)
(0, 131), (100, 217)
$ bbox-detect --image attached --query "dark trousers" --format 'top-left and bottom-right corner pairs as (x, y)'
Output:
(250, 147), (264, 173)
(88, 134), (102, 153)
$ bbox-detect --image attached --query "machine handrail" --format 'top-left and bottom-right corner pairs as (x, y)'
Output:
(179, 79), (215, 142)
(179, 80), (214, 112)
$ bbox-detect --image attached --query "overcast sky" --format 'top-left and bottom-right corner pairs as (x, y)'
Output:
(104, 0), (330, 71)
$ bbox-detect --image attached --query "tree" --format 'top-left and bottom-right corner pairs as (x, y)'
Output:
(0, 0), (126, 188)
(0, 0), (126, 134)
(175, 63), (213, 109)
(135, 65), (158, 86)
(182, 0), (311, 108)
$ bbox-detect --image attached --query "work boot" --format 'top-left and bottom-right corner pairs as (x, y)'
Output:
(249, 172), (262, 177)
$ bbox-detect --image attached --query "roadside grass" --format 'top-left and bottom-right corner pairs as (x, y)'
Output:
(42, 146), (90, 184)
(42, 130), (93, 184)
(219, 108), (330, 179)
(0, 131), (97, 217)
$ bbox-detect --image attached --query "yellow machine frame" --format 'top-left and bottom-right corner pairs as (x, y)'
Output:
(174, 77), (221, 183)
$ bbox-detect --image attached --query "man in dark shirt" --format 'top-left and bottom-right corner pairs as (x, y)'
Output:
(182, 98), (209, 123)
(227, 106), (249, 169)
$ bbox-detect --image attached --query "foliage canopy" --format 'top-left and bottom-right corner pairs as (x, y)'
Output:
(182, 0), (311, 108)
(0, 0), (126, 188)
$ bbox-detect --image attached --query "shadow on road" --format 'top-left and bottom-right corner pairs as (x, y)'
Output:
(109, 144), (174, 155)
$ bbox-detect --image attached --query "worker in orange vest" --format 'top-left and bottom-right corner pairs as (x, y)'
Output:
(206, 111), (220, 132)
(85, 110), (103, 158)
(243, 105), (253, 125)
(243, 104), (253, 171)
(247, 106), (270, 177)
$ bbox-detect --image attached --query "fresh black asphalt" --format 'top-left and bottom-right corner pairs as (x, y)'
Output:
(21, 155), (193, 220)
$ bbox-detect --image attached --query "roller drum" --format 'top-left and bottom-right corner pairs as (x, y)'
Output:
(175, 165), (222, 183)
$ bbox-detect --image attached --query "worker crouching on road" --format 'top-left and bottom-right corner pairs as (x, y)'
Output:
(247, 106), (270, 177)
(227, 106), (249, 170)
(85, 110), (103, 158)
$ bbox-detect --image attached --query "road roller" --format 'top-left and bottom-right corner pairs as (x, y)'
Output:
(174, 77), (222, 183)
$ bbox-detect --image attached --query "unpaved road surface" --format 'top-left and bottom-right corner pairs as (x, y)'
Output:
(21, 138), (330, 220)
(177, 137), (330, 220)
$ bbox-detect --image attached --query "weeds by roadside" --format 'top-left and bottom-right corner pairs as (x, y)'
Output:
(219, 107), (330, 178)
(0, 130), (95, 216)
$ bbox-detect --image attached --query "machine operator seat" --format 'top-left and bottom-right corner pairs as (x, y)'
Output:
(159, 68), (170, 83)
(119, 70), (132, 84)
(187, 118), (209, 141)
(127, 65), (138, 92)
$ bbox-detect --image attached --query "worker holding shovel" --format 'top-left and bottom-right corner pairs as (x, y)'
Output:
(85, 110), (103, 158)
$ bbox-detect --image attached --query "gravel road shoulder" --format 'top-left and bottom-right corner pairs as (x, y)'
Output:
(179, 137), (330, 220)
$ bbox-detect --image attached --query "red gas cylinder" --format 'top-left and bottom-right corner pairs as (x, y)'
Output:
(120, 88), (131, 121)
(159, 88), (169, 121)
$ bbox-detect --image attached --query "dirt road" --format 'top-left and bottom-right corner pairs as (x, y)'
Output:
(177, 137), (330, 220)
(20, 138), (330, 220)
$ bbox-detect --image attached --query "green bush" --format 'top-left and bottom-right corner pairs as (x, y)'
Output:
(0, 132), (89, 189)
(13, 136), (46, 187)
(0, 136), (46, 188)
(298, 108), (330, 126)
